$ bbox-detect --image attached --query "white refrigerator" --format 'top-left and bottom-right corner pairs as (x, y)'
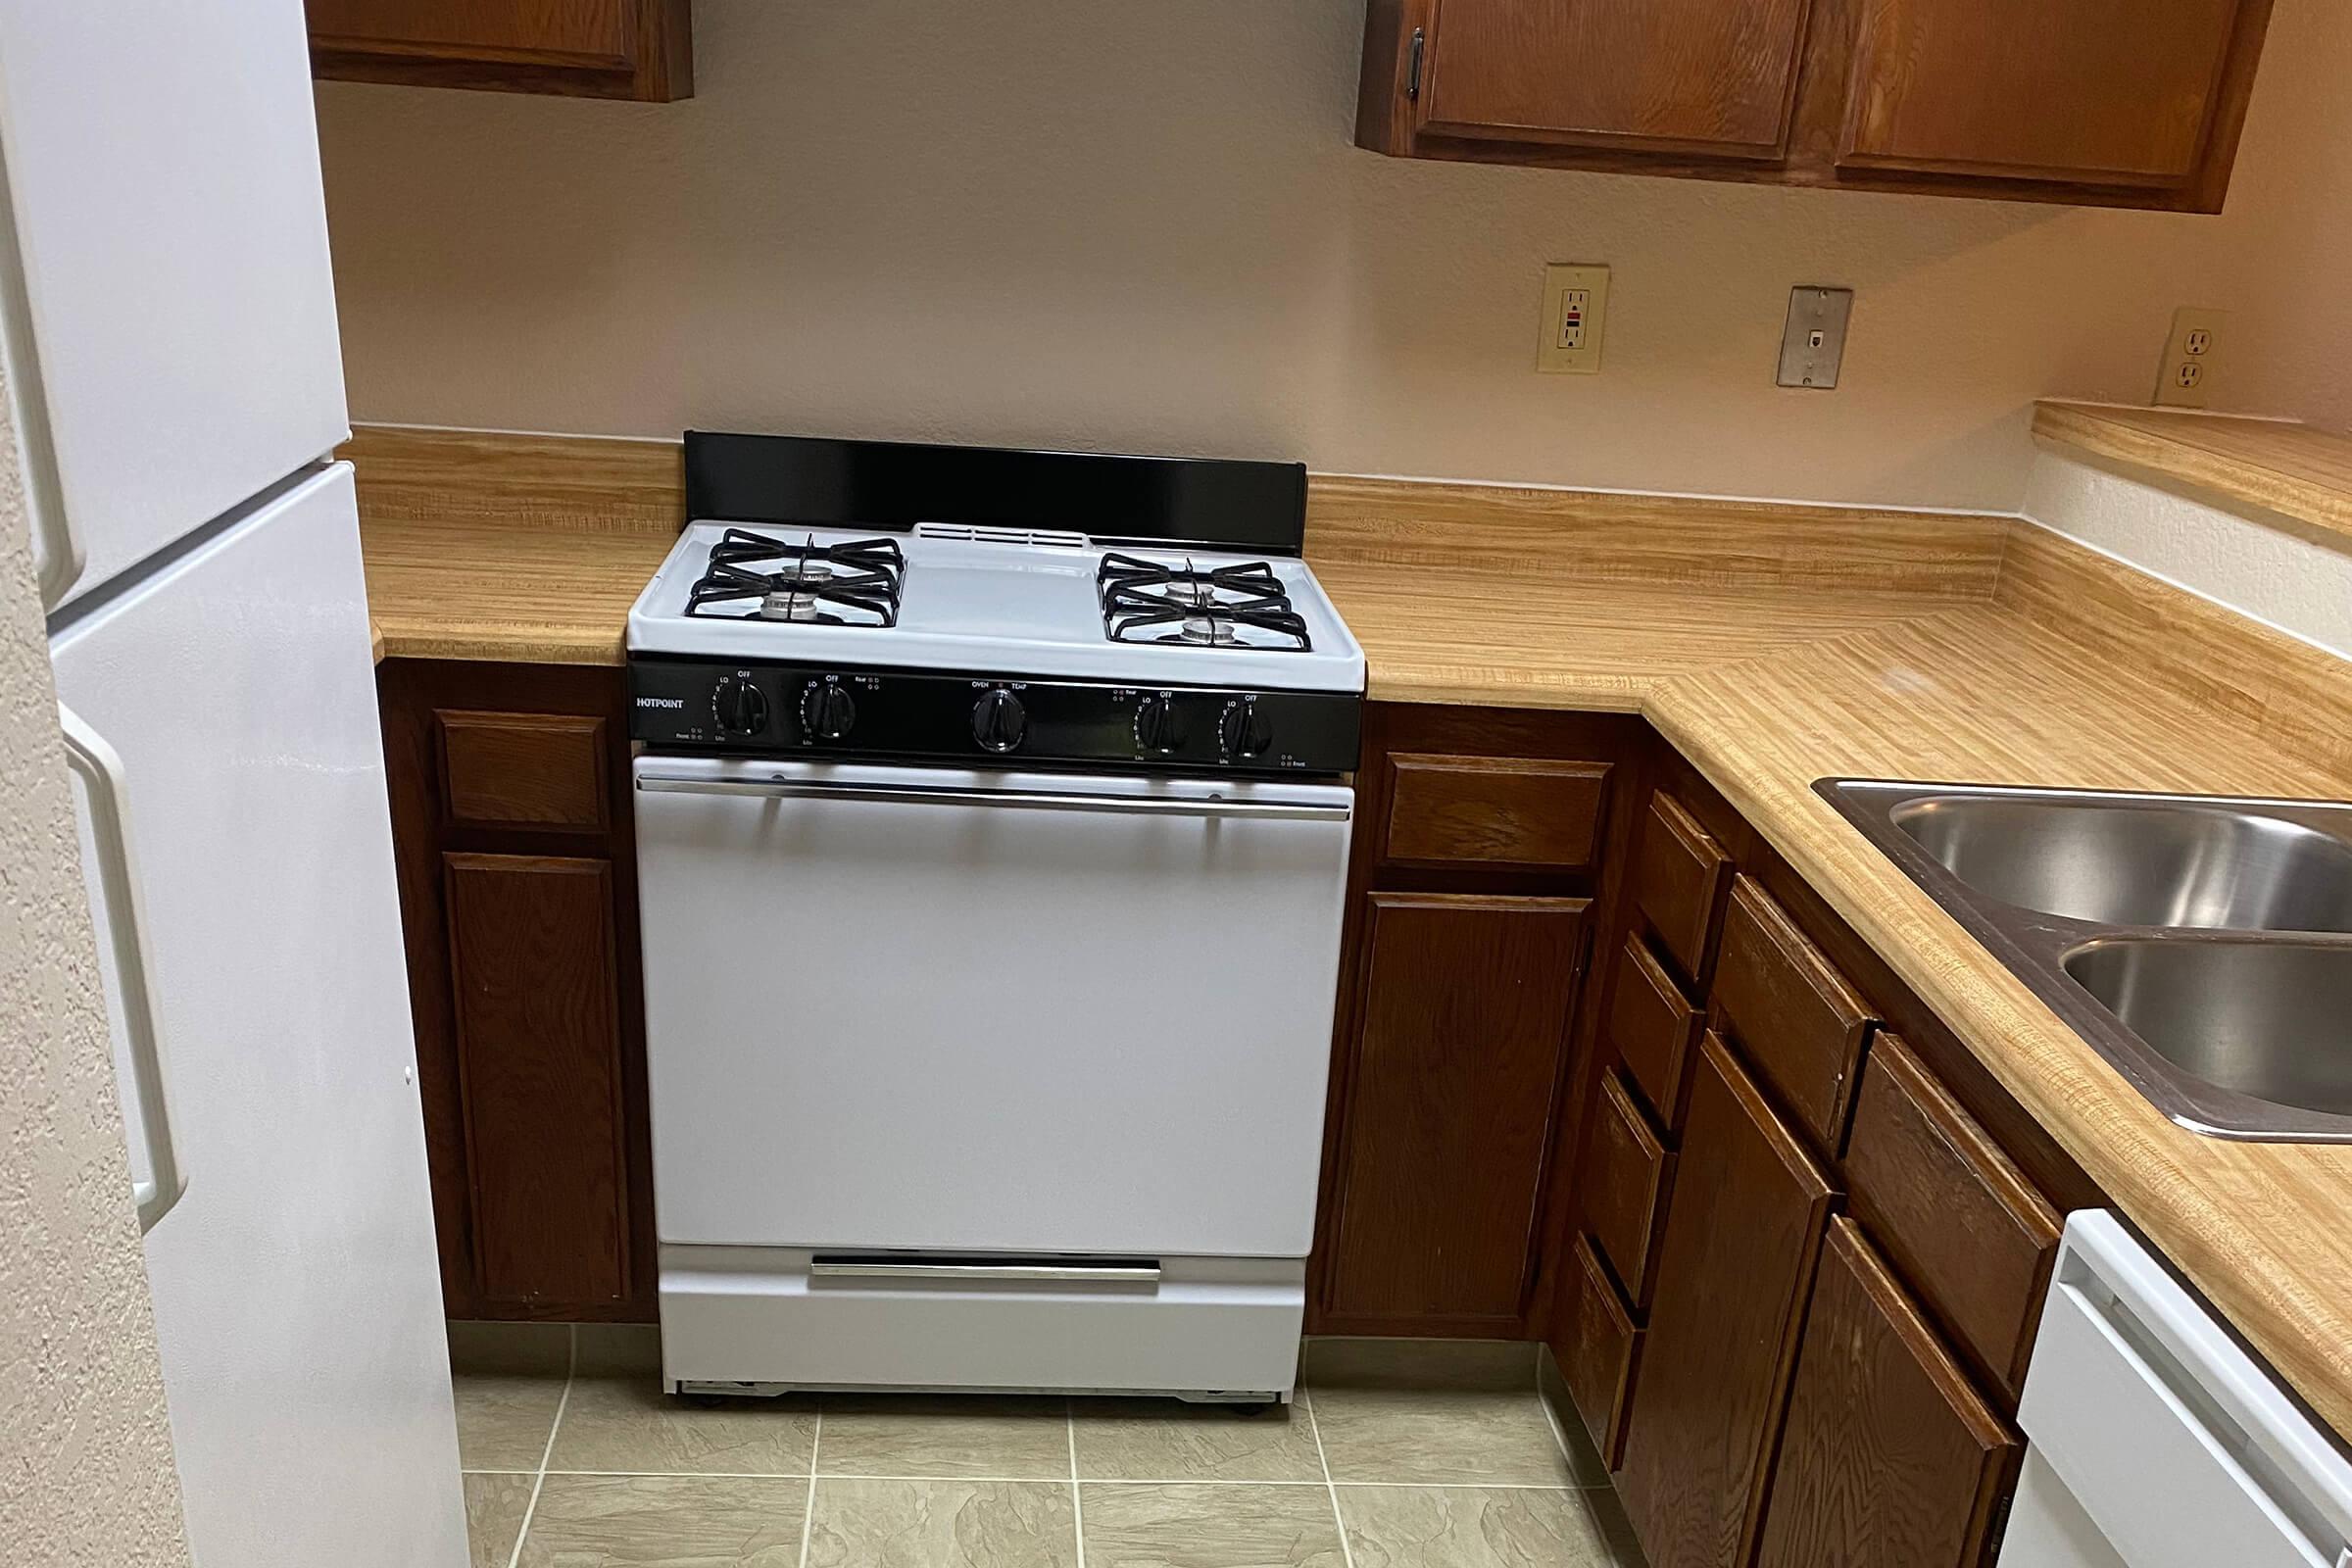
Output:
(0, 3), (466, 1565)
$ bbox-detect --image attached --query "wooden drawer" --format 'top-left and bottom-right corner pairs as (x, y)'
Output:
(1607, 933), (1702, 1124)
(438, 710), (609, 832)
(1632, 792), (1731, 977)
(1558, 1232), (1642, 1470)
(1713, 877), (1877, 1149)
(1578, 1069), (1675, 1304)
(1381, 753), (1611, 870)
(1844, 1035), (2062, 1400)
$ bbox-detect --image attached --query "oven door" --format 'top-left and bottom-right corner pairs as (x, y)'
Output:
(632, 756), (1354, 1259)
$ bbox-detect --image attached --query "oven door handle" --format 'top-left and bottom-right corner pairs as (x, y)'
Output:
(634, 772), (1352, 821)
(809, 1259), (1162, 1286)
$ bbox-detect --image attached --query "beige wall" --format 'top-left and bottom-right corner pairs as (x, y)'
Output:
(316, 0), (2349, 514)
(0, 378), (190, 1564)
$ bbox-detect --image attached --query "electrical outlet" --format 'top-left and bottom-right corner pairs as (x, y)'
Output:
(1539, 264), (1610, 374)
(2154, 306), (2226, 408)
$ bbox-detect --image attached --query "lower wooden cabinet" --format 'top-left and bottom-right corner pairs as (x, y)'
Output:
(1617, 1033), (1837, 1568)
(378, 660), (654, 1321)
(1312, 703), (1641, 1338)
(1321, 892), (1591, 1330)
(1755, 1216), (2019, 1568)
(444, 854), (631, 1307)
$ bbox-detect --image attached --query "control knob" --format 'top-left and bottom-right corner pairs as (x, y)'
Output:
(711, 675), (769, 736)
(1133, 693), (1184, 755)
(800, 682), (858, 741)
(971, 688), (1026, 754)
(1219, 700), (1273, 759)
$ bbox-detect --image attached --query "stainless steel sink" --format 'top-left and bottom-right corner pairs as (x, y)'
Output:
(1821, 780), (2352, 1143)
(1890, 796), (2352, 933)
(2064, 940), (2352, 1119)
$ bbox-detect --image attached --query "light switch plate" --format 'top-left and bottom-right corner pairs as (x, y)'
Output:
(1539, 264), (1610, 374)
(2154, 305), (2226, 408)
(1777, 286), (1853, 389)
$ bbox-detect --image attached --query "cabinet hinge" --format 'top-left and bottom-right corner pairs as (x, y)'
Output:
(1406, 26), (1424, 102)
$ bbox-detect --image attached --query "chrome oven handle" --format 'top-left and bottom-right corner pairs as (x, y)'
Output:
(809, 1260), (1161, 1286)
(635, 772), (1351, 821)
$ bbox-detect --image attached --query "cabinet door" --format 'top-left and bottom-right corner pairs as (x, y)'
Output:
(1838, 0), (2247, 187)
(1324, 893), (1590, 1332)
(1618, 1034), (1836, 1568)
(1756, 1217), (2018, 1568)
(446, 853), (633, 1309)
(307, 0), (692, 100)
(1419, 0), (1816, 158)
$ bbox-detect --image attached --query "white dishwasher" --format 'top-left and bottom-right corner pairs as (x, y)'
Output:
(2000, 1211), (2352, 1568)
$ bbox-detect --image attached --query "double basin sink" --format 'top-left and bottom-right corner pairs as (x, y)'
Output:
(1819, 780), (2352, 1143)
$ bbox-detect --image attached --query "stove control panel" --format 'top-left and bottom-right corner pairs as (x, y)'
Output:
(631, 658), (1360, 775)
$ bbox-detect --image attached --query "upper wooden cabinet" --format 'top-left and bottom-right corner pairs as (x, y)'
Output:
(1358, 0), (2276, 211)
(1414, 0), (1815, 159)
(308, 0), (693, 101)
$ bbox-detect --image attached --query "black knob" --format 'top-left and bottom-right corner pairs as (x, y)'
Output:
(712, 676), (769, 736)
(971, 688), (1026, 754)
(800, 682), (857, 741)
(1133, 693), (1184, 755)
(1219, 701), (1273, 759)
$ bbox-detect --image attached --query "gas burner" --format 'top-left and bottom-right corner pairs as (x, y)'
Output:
(1097, 554), (1311, 652)
(686, 529), (905, 626)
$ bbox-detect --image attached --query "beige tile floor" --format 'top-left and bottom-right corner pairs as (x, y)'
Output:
(453, 1332), (1645, 1568)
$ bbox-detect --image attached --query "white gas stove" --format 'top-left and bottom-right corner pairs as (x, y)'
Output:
(628, 433), (1362, 1403)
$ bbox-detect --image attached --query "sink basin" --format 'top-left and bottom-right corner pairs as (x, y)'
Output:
(2065, 940), (2352, 1119)
(1818, 779), (2352, 1143)
(1890, 795), (2352, 933)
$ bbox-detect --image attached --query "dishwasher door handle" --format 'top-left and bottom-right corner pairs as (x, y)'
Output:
(635, 772), (1352, 821)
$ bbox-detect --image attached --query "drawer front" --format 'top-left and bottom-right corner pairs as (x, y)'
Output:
(1559, 1232), (1642, 1469)
(1713, 877), (1876, 1149)
(1633, 792), (1731, 977)
(1844, 1035), (2061, 1399)
(1608, 933), (1702, 1123)
(1579, 1069), (1675, 1303)
(439, 710), (610, 832)
(1381, 753), (1612, 870)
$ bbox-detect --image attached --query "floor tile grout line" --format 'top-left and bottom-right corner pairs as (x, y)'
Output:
(1302, 1388), (1359, 1568)
(521, 1468), (1592, 1490)
(501, 1337), (575, 1568)
(1066, 1398), (1088, 1568)
(795, 1408), (822, 1568)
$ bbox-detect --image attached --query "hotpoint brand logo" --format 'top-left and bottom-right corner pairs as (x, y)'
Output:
(636, 696), (687, 710)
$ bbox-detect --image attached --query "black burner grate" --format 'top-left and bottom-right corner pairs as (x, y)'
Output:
(685, 529), (905, 626)
(1097, 553), (1311, 651)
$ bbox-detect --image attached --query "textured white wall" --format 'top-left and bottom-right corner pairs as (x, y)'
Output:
(2020, 448), (2352, 662)
(313, 0), (2352, 514)
(0, 377), (191, 1563)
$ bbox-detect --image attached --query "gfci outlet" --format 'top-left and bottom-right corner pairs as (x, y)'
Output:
(1539, 264), (1610, 374)
(2154, 306), (2227, 408)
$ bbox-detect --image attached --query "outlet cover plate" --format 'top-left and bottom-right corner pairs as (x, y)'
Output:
(1539, 264), (1610, 374)
(2154, 305), (2226, 408)
(1778, 286), (1853, 390)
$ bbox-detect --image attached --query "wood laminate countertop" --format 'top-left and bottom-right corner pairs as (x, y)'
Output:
(2035, 399), (2352, 543)
(357, 445), (2352, 1444)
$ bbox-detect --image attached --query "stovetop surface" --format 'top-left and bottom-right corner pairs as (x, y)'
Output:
(629, 521), (1366, 693)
